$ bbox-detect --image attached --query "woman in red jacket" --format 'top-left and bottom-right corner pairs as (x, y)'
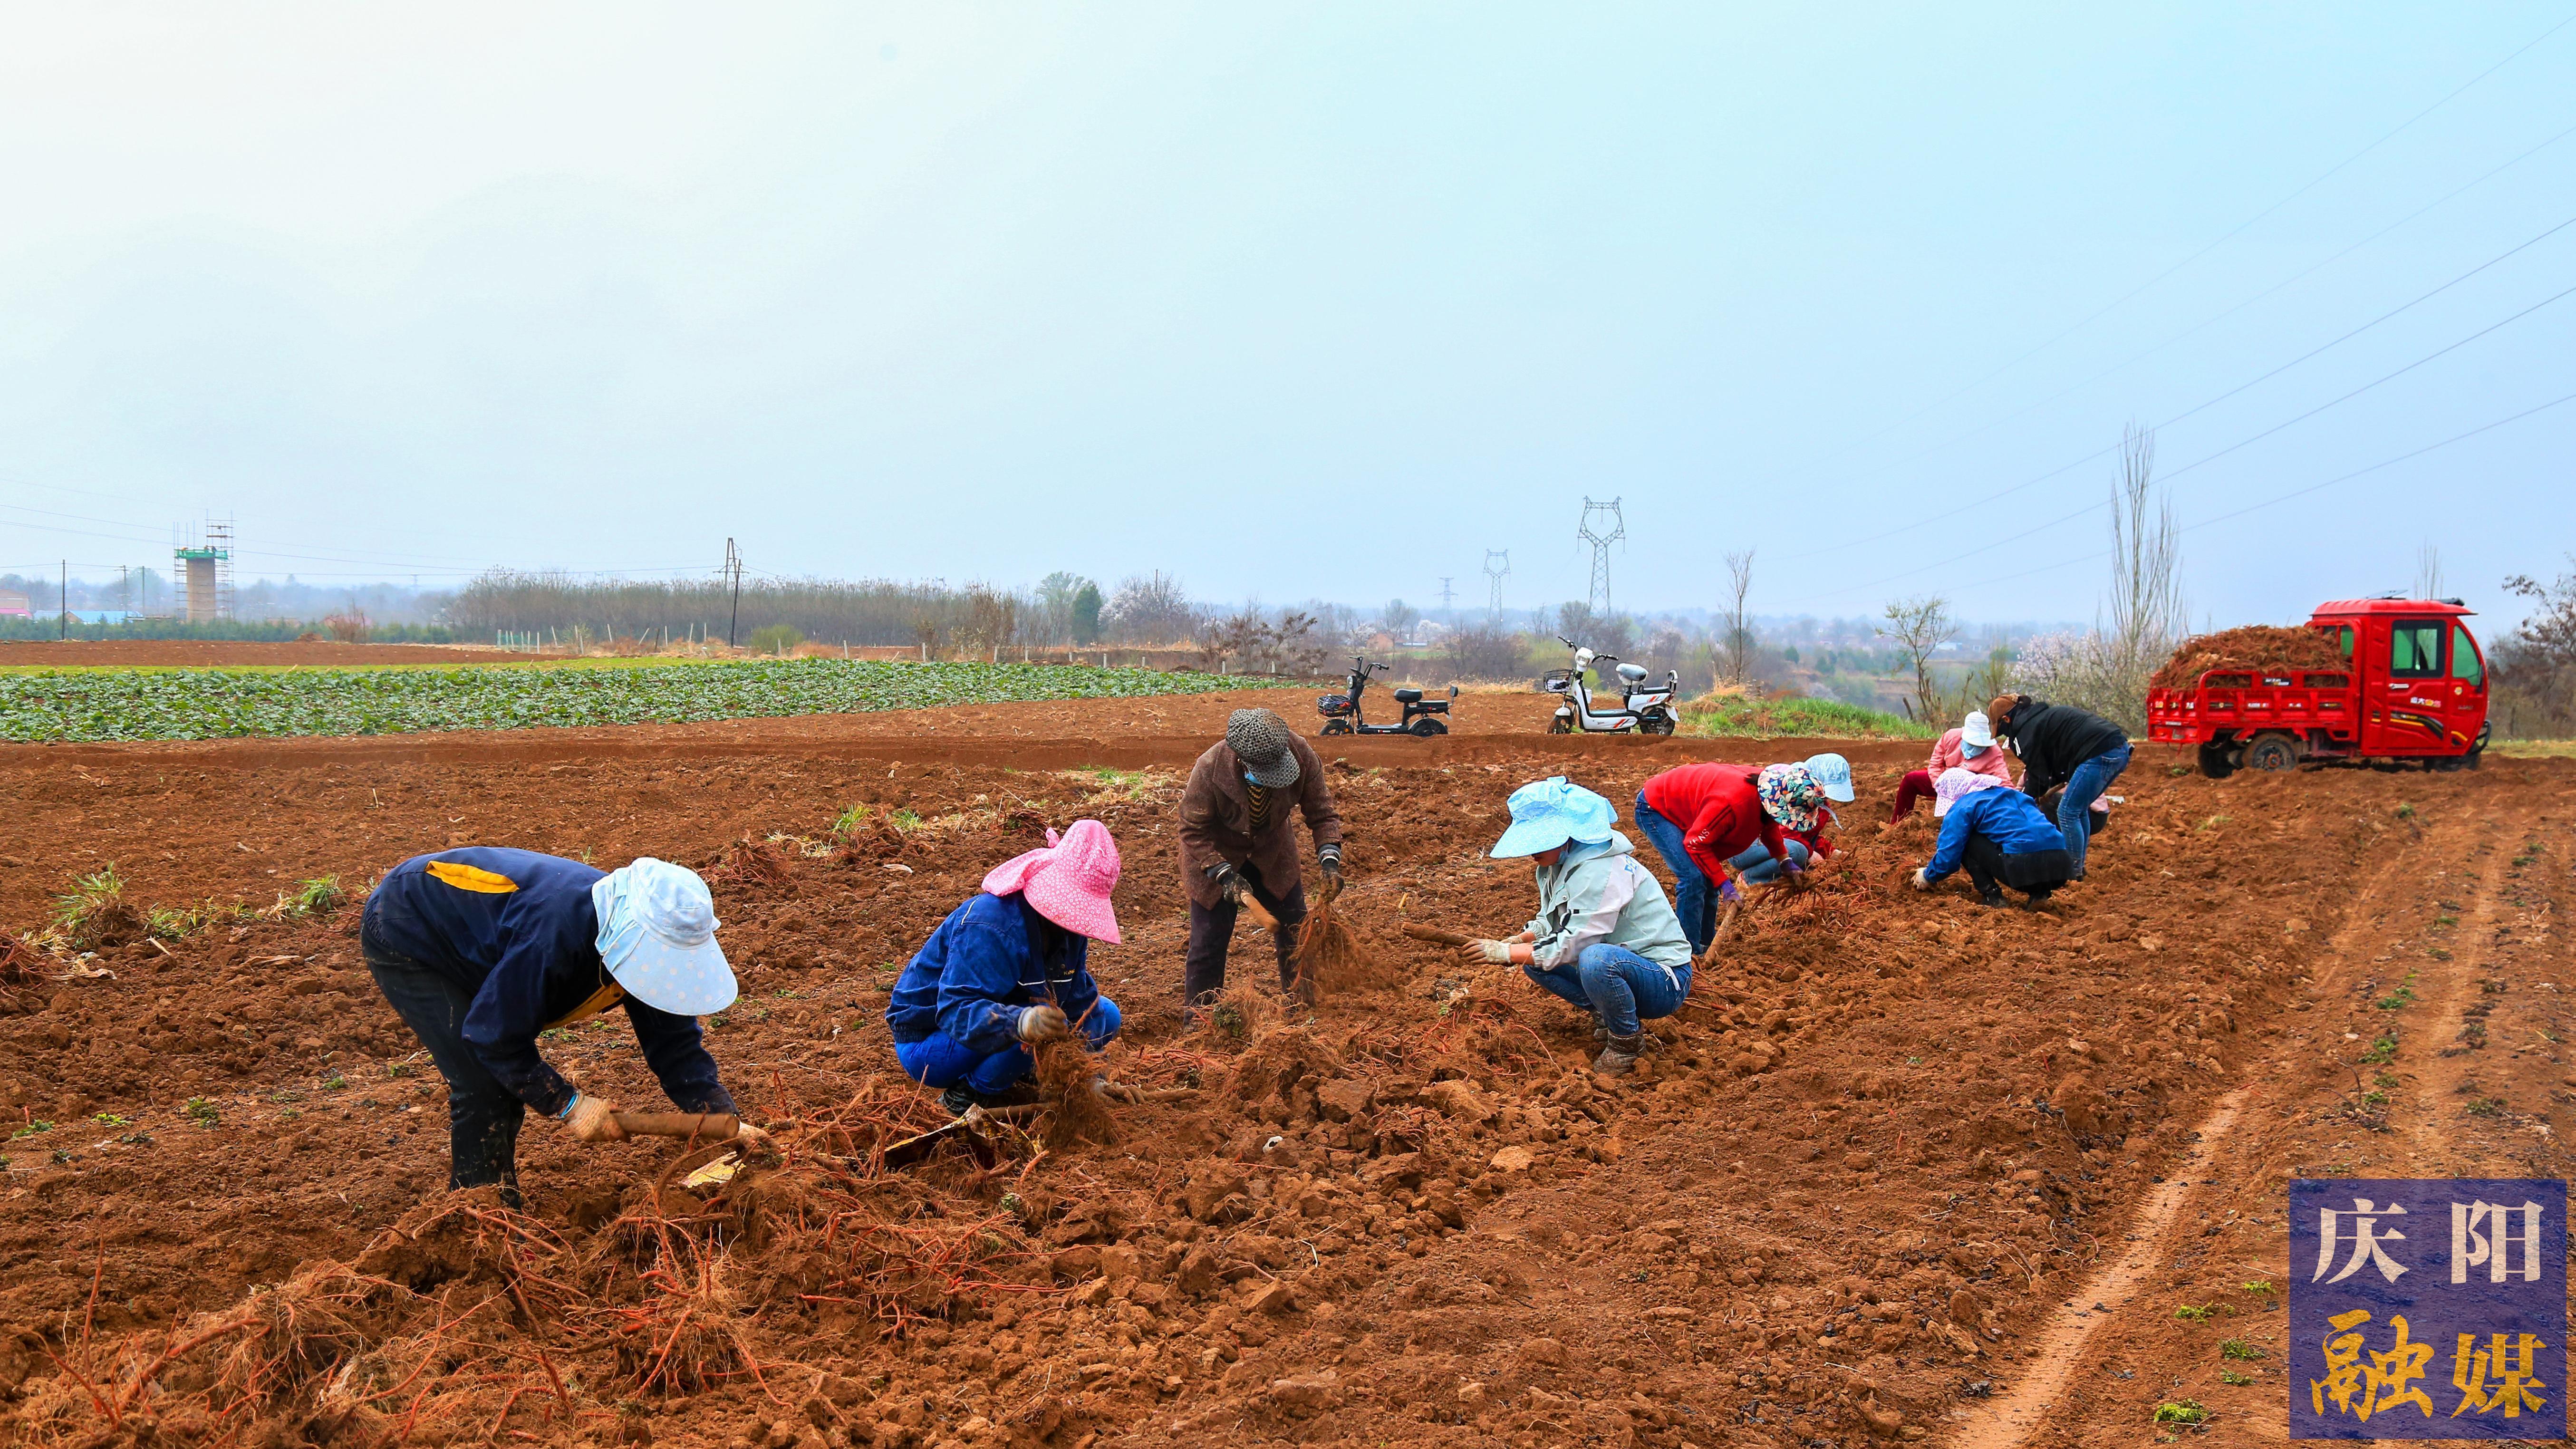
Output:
(1631, 761), (1820, 956)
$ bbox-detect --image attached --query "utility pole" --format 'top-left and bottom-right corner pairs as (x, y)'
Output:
(1483, 550), (1510, 619)
(724, 539), (744, 649)
(1577, 497), (1624, 618)
(1436, 577), (1455, 619)
(60, 560), (68, 640)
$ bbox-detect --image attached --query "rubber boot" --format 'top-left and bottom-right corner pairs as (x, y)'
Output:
(1593, 1032), (1645, 1076)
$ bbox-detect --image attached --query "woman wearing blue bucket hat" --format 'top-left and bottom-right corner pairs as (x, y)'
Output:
(362, 847), (760, 1206)
(1457, 777), (1693, 1075)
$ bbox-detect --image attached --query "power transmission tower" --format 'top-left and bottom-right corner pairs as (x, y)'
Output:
(1436, 577), (1455, 618)
(1577, 497), (1624, 617)
(723, 539), (745, 648)
(1483, 550), (1510, 619)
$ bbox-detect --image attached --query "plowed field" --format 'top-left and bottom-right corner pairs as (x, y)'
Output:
(0, 691), (2567, 1448)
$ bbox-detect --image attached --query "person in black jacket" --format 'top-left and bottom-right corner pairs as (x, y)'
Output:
(1987, 694), (2131, 881)
(363, 848), (763, 1206)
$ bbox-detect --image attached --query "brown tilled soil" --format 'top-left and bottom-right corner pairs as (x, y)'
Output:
(0, 691), (2568, 1448)
(2148, 627), (2348, 692)
(0, 641), (546, 668)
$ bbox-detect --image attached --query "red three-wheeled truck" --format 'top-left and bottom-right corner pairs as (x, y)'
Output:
(2145, 596), (2491, 777)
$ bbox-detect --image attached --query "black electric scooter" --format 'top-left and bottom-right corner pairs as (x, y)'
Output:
(1316, 656), (1456, 736)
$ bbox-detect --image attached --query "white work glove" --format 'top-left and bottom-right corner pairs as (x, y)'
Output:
(1908, 868), (1931, 892)
(1017, 1004), (1071, 1043)
(560, 1092), (626, 1143)
(1457, 939), (1517, 966)
(732, 1120), (772, 1147)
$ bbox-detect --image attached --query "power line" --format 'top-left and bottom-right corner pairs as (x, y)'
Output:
(1799, 5), (2576, 473)
(1932, 386), (2576, 599)
(1777, 272), (2576, 606)
(1805, 116), (2576, 498)
(1784, 240), (2576, 569)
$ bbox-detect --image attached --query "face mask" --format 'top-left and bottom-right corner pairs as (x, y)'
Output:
(1962, 742), (1989, 758)
(1244, 773), (1265, 788)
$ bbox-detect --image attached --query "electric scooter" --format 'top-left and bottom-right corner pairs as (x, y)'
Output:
(1542, 637), (1679, 735)
(1316, 656), (1456, 736)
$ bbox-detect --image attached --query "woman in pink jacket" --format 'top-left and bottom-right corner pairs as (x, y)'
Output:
(1890, 710), (2016, 821)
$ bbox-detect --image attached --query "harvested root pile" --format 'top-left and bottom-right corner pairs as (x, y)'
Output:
(1032, 1036), (1115, 1150)
(2151, 624), (2346, 690)
(705, 834), (795, 895)
(1291, 880), (1366, 997)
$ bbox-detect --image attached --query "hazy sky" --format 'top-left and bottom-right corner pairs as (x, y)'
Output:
(2, 4), (2571, 628)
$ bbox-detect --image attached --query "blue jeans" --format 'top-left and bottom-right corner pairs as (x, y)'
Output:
(894, 997), (1122, 1093)
(1524, 943), (1689, 1037)
(1726, 837), (1810, 885)
(1632, 796), (1715, 955)
(2057, 744), (2131, 875)
(364, 937), (524, 1195)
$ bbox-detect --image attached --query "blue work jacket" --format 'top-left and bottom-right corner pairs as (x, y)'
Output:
(361, 847), (733, 1118)
(886, 892), (1102, 1056)
(1925, 789), (2070, 884)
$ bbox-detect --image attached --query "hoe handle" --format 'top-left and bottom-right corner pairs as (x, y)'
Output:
(1401, 923), (1473, 947)
(612, 1111), (740, 1140)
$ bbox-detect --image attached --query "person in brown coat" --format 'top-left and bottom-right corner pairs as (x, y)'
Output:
(1178, 708), (1345, 1010)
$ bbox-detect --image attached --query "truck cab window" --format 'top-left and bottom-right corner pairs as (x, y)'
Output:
(2450, 624), (2484, 687)
(2389, 619), (2444, 678)
(2336, 625), (2354, 658)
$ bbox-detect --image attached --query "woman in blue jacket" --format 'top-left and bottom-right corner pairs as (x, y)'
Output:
(1908, 769), (2074, 907)
(887, 820), (1126, 1113)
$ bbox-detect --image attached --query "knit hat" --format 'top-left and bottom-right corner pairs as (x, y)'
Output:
(981, 819), (1123, 943)
(1490, 776), (1620, 858)
(1931, 766), (2009, 818)
(1756, 763), (1824, 833)
(1226, 708), (1302, 789)
(592, 859), (737, 1016)
(1801, 752), (1856, 803)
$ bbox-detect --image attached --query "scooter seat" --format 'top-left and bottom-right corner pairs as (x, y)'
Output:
(1393, 687), (1424, 704)
(1615, 663), (1649, 683)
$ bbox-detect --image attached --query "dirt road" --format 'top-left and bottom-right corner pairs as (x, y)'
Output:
(0, 695), (2565, 1447)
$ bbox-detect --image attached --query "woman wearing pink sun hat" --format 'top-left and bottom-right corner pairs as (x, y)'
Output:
(885, 819), (1126, 1113)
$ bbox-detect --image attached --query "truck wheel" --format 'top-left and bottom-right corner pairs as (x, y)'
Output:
(2244, 733), (2300, 773)
(2197, 742), (2238, 780)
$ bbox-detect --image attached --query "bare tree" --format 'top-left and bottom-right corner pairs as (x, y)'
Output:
(2104, 422), (2185, 687)
(2011, 422), (2186, 732)
(1104, 571), (1197, 645)
(1877, 595), (1956, 723)
(2414, 545), (2444, 602)
(1719, 550), (1756, 686)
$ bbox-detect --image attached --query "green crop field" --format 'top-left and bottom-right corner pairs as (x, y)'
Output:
(0, 659), (1293, 744)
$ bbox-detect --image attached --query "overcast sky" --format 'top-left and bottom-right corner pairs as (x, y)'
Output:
(1, 4), (2571, 628)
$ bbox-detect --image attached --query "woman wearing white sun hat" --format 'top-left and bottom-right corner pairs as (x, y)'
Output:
(361, 848), (759, 1207)
(1889, 710), (2016, 822)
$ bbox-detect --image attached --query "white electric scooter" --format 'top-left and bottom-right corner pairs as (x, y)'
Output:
(1542, 637), (1679, 735)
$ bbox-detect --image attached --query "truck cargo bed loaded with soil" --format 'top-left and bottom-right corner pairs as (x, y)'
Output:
(2146, 597), (2491, 776)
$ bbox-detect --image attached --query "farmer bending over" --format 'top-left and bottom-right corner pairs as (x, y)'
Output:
(1631, 760), (1820, 955)
(1988, 694), (2129, 881)
(1889, 710), (2014, 822)
(888, 820), (1124, 1113)
(1731, 755), (1851, 883)
(1909, 768), (2073, 908)
(1459, 777), (1693, 1076)
(1178, 708), (1345, 1014)
(362, 848), (758, 1208)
